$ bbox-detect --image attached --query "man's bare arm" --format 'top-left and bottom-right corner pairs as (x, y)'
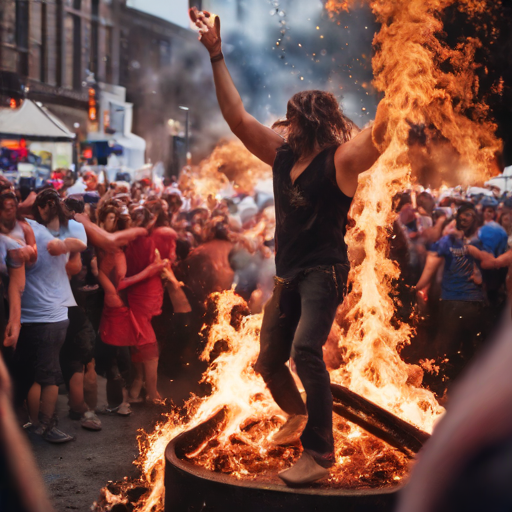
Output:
(66, 252), (83, 277)
(74, 213), (147, 252)
(47, 237), (87, 256)
(117, 260), (168, 292)
(189, 8), (283, 166)
(466, 245), (495, 266)
(3, 265), (24, 348)
(21, 221), (37, 265)
(416, 252), (443, 291)
(480, 249), (512, 269)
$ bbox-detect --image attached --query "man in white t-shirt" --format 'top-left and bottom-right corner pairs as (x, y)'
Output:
(14, 189), (86, 443)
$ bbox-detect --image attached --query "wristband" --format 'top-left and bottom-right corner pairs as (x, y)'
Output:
(210, 52), (224, 63)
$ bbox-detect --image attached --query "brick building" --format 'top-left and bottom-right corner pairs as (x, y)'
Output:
(0, 0), (121, 137)
(0, 0), (219, 174)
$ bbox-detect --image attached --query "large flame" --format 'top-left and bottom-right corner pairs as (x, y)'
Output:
(325, 0), (500, 430)
(179, 139), (272, 201)
(95, 1), (504, 510)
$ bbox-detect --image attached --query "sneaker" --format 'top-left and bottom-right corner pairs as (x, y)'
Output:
(42, 426), (75, 444)
(278, 451), (330, 486)
(23, 422), (45, 436)
(270, 414), (308, 446)
(80, 411), (102, 431)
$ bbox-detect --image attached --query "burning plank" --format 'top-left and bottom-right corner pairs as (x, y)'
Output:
(331, 383), (430, 458)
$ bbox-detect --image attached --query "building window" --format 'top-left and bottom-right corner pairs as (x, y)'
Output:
(15, 0), (29, 76)
(105, 26), (113, 84)
(72, 14), (82, 89)
(40, 1), (48, 82)
(56, 0), (63, 86)
(159, 40), (171, 68)
(90, 0), (99, 78)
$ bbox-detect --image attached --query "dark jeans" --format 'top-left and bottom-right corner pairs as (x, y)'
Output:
(255, 264), (348, 458)
(431, 300), (485, 395)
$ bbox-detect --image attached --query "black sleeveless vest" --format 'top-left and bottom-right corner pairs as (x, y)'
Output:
(272, 144), (353, 279)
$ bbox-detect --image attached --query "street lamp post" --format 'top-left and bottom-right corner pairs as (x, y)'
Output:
(179, 105), (189, 161)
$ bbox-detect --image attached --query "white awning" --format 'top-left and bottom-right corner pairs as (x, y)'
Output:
(0, 100), (75, 142)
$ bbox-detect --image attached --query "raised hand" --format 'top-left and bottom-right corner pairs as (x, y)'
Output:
(189, 7), (222, 57)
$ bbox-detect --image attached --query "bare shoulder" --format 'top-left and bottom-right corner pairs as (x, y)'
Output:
(334, 127), (375, 171)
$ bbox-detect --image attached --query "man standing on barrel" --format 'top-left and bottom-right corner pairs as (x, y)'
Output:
(189, 7), (387, 485)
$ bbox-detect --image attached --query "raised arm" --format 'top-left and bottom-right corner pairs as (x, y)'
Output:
(189, 8), (283, 166)
(74, 213), (147, 253)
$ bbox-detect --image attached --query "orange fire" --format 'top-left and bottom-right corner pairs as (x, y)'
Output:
(325, 0), (500, 431)
(178, 139), (272, 203)
(96, 0), (504, 510)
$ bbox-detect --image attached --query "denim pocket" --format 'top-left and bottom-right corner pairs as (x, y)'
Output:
(332, 264), (349, 302)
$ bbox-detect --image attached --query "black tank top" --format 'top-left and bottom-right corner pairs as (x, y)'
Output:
(273, 144), (353, 278)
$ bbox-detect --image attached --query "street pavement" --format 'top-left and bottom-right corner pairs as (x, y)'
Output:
(30, 366), (206, 512)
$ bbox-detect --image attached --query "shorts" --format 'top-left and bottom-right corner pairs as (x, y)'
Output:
(60, 306), (96, 383)
(14, 319), (70, 388)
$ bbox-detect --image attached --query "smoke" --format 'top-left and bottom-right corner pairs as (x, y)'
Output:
(215, 0), (379, 128)
(140, 0), (380, 166)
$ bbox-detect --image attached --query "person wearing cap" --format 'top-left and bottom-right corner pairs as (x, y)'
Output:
(416, 202), (494, 399)
(12, 188), (87, 443)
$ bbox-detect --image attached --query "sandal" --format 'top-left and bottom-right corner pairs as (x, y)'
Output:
(116, 402), (132, 416)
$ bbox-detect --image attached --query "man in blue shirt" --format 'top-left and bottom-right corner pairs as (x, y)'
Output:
(416, 203), (492, 398)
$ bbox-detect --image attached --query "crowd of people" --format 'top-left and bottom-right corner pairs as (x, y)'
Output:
(0, 164), (511, 445)
(395, 186), (512, 399)
(0, 159), (510, 508)
(0, 165), (277, 447)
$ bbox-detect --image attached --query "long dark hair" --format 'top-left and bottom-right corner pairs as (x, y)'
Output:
(272, 90), (354, 159)
(32, 188), (68, 227)
(145, 199), (170, 228)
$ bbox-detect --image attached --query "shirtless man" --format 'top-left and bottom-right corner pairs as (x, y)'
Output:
(189, 7), (388, 485)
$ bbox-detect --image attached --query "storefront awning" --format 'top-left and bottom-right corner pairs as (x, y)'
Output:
(0, 100), (75, 142)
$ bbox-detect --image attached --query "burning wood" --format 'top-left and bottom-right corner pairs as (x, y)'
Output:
(331, 383), (430, 458)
